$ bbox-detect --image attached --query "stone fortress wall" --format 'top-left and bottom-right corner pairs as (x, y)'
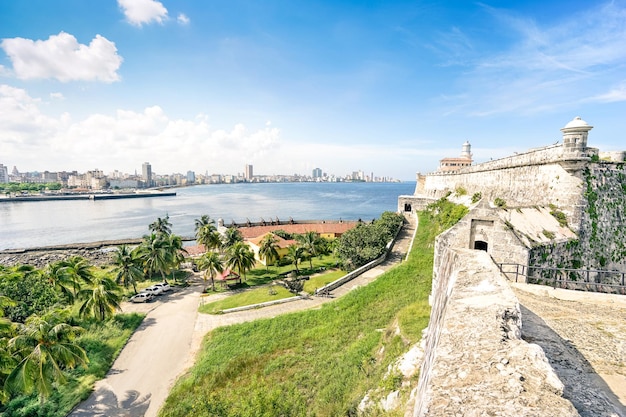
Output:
(405, 117), (626, 416)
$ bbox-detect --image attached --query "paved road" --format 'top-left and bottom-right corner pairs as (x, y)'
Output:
(70, 216), (417, 417)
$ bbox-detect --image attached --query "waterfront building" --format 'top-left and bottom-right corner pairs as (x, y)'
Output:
(245, 164), (253, 181)
(312, 167), (322, 179)
(186, 170), (196, 184)
(142, 162), (152, 187)
(0, 164), (8, 183)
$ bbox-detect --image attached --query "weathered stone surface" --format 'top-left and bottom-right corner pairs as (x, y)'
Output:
(413, 249), (579, 417)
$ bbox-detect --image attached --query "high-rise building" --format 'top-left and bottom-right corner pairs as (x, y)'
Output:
(0, 164), (8, 183)
(312, 167), (322, 178)
(142, 162), (152, 187)
(187, 170), (196, 184)
(245, 164), (253, 181)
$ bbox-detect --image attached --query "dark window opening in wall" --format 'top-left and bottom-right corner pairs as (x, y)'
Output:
(474, 240), (488, 251)
(404, 203), (412, 212)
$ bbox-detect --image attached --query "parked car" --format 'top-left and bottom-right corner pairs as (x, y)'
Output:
(153, 282), (171, 292)
(129, 292), (154, 303)
(143, 285), (164, 296)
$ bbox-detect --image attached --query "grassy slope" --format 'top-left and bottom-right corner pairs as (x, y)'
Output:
(160, 214), (435, 417)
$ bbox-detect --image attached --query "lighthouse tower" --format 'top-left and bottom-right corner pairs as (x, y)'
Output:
(460, 141), (472, 160)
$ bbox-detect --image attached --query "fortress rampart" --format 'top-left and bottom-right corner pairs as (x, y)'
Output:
(404, 117), (626, 416)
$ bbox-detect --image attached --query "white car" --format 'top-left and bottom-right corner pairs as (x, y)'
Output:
(153, 282), (171, 292)
(129, 292), (154, 303)
(143, 285), (164, 296)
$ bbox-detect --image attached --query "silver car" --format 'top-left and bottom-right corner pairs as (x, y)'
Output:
(129, 292), (154, 303)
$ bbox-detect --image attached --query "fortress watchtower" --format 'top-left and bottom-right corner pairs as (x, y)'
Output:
(561, 116), (593, 157)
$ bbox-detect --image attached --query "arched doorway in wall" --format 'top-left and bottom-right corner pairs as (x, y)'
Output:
(474, 240), (488, 251)
(404, 203), (412, 212)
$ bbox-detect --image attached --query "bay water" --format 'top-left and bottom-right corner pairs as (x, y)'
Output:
(0, 182), (415, 250)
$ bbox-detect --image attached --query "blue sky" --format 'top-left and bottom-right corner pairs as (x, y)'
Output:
(1, 0), (625, 181)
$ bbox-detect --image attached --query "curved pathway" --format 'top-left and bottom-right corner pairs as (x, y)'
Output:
(70, 216), (417, 417)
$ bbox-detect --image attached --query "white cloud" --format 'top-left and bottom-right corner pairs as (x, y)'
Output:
(442, 2), (626, 116)
(50, 92), (64, 100)
(118, 0), (168, 26)
(587, 81), (626, 103)
(0, 32), (122, 83)
(177, 13), (190, 25)
(0, 85), (283, 174)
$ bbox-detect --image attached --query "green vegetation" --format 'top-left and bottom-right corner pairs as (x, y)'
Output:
(494, 197), (507, 208)
(160, 211), (437, 417)
(0, 260), (145, 416)
(471, 192), (482, 204)
(426, 197), (469, 231)
(199, 285), (294, 314)
(336, 211), (404, 270)
(548, 205), (568, 228)
(542, 230), (556, 240)
(454, 186), (467, 197)
(0, 182), (62, 193)
(303, 270), (345, 293)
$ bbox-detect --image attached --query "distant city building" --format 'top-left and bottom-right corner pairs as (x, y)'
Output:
(245, 164), (253, 181)
(0, 164), (8, 183)
(438, 141), (473, 172)
(142, 162), (152, 187)
(187, 170), (196, 184)
(312, 167), (322, 178)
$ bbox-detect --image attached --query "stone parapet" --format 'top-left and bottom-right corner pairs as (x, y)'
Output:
(413, 248), (579, 416)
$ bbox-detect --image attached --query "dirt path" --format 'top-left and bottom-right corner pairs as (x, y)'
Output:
(69, 216), (416, 417)
(512, 284), (626, 417)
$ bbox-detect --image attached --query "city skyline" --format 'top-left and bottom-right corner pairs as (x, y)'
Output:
(1, 1), (625, 180)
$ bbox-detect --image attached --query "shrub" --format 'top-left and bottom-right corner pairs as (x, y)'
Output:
(494, 198), (507, 208)
(454, 186), (467, 197)
(471, 192), (482, 204)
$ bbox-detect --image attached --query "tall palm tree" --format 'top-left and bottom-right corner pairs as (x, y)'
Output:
(296, 231), (323, 269)
(258, 234), (280, 270)
(6, 309), (88, 405)
(286, 244), (304, 275)
(222, 227), (243, 251)
(149, 214), (172, 236)
(60, 257), (94, 302)
(44, 261), (74, 301)
(194, 214), (216, 233)
(138, 233), (170, 283)
(78, 277), (122, 321)
(196, 252), (224, 291)
(196, 224), (221, 254)
(112, 245), (144, 293)
(165, 233), (188, 279)
(225, 241), (256, 281)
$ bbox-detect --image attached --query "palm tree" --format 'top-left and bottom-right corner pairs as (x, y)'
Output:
(286, 244), (304, 275)
(44, 261), (74, 301)
(149, 214), (172, 236)
(196, 224), (221, 254)
(196, 252), (224, 291)
(296, 231), (323, 269)
(6, 309), (88, 405)
(78, 277), (122, 321)
(194, 214), (216, 233)
(138, 233), (170, 283)
(61, 256), (94, 302)
(258, 234), (280, 270)
(222, 227), (243, 251)
(225, 241), (256, 281)
(166, 233), (188, 279)
(112, 245), (144, 293)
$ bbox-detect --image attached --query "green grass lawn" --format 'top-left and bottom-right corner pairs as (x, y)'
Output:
(199, 285), (295, 314)
(159, 213), (435, 417)
(302, 269), (345, 293)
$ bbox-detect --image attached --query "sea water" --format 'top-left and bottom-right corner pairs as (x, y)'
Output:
(0, 182), (415, 250)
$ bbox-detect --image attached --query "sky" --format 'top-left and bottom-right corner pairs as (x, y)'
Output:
(0, 0), (625, 181)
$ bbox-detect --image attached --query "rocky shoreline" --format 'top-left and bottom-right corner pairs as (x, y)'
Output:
(0, 237), (193, 269)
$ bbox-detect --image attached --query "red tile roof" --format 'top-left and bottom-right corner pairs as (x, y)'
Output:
(237, 221), (358, 239)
